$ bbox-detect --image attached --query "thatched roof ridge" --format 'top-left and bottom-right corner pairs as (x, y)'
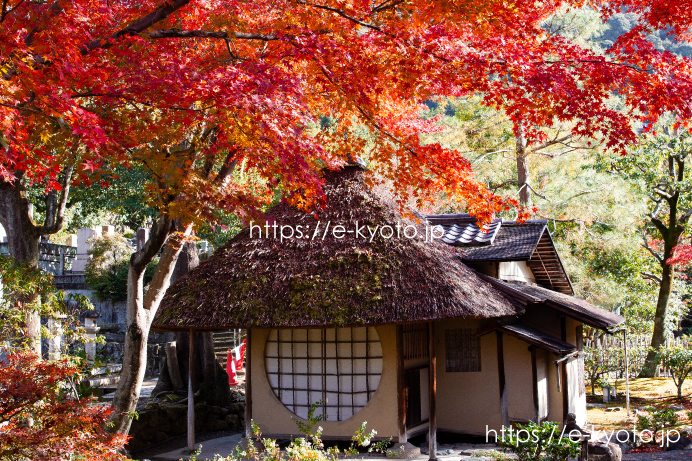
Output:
(152, 166), (522, 330)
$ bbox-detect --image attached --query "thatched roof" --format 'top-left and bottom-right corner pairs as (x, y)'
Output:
(152, 166), (522, 331)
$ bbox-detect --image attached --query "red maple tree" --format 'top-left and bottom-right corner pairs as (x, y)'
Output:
(3, 0), (692, 434)
(0, 352), (128, 460)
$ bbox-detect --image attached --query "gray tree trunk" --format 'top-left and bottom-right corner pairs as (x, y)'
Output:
(0, 168), (72, 355)
(516, 128), (531, 208)
(151, 242), (231, 407)
(641, 247), (676, 377)
(110, 217), (192, 434)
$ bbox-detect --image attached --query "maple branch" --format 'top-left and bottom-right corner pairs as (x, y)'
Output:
(471, 149), (512, 165)
(145, 29), (280, 41)
(641, 230), (664, 264)
(131, 214), (173, 273)
(215, 151), (239, 187)
(518, 183), (549, 201)
(529, 135), (572, 153)
(24, 0), (64, 46)
(83, 0), (193, 53)
(36, 162), (74, 235)
(641, 272), (662, 285)
(298, 1), (383, 32)
(489, 179), (517, 192)
(372, 0), (406, 13)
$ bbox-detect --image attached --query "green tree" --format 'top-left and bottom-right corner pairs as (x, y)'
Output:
(657, 344), (692, 398)
(599, 130), (692, 377)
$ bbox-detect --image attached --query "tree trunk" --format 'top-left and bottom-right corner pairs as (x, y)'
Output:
(516, 127), (530, 208)
(110, 218), (192, 434)
(641, 258), (675, 377)
(151, 242), (231, 406)
(0, 177), (42, 355)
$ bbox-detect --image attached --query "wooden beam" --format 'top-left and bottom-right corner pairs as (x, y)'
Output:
(428, 322), (437, 461)
(245, 328), (253, 439)
(187, 330), (196, 452)
(561, 318), (569, 420)
(396, 325), (408, 443)
(496, 331), (509, 428)
(530, 346), (539, 423)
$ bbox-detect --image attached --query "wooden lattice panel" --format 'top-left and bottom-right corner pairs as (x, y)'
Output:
(265, 327), (383, 421)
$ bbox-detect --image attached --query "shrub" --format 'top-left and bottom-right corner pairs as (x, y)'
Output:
(0, 352), (127, 460)
(636, 407), (679, 444)
(657, 345), (692, 398)
(207, 401), (391, 461)
(498, 420), (580, 461)
(85, 234), (157, 302)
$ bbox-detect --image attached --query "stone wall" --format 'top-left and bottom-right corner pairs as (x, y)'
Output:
(127, 401), (245, 453)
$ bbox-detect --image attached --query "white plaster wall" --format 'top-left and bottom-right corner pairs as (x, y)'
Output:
(498, 261), (535, 283)
(504, 335), (536, 422)
(436, 319), (502, 435)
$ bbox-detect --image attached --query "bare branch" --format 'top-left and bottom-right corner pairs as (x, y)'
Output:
(641, 230), (664, 264)
(529, 135), (573, 153)
(641, 272), (662, 285)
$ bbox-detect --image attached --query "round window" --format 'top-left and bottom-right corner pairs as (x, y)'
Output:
(265, 327), (383, 421)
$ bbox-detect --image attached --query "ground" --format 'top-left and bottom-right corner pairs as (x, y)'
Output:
(586, 377), (692, 432)
(132, 377), (692, 460)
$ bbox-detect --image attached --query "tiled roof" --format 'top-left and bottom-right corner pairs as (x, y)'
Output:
(478, 274), (625, 330)
(435, 219), (502, 247)
(479, 322), (576, 354)
(427, 215), (546, 261)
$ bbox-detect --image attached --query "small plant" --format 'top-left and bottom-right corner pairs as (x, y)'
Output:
(293, 400), (326, 438)
(498, 420), (580, 461)
(636, 407), (679, 444)
(686, 410), (692, 421)
(472, 449), (511, 460)
(657, 345), (692, 398)
(211, 405), (389, 461)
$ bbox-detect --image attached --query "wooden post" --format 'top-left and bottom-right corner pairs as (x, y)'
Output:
(496, 331), (509, 428)
(396, 325), (408, 443)
(245, 328), (253, 439)
(624, 329), (630, 416)
(187, 330), (196, 453)
(530, 346), (539, 422)
(428, 322), (437, 461)
(560, 317), (568, 420)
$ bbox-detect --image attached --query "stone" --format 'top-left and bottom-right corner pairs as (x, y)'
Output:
(597, 431), (638, 454)
(668, 405), (685, 411)
(388, 442), (421, 459)
(153, 431), (168, 443)
(605, 407), (623, 412)
(163, 404), (187, 421)
(587, 403), (607, 409)
(210, 419), (230, 432)
(225, 414), (240, 428)
(144, 402), (160, 411)
(664, 435), (692, 451)
(588, 441), (622, 461)
(208, 405), (224, 416)
(171, 417), (187, 435)
(194, 402), (208, 413)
